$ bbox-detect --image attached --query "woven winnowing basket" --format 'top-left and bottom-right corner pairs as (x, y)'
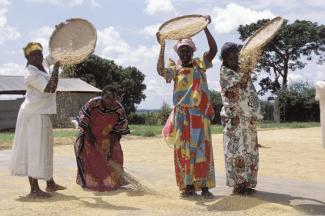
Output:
(49, 18), (97, 65)
(239, 16), (284, 73)
(158, 14), (208, 40)
(241, 16), (284, 54)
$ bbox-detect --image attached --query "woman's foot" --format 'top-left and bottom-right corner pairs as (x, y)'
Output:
(28, 177), (51, 198)
(46, 184), (66, 192)
(46, 179), (66, 192)
(201, 187), (214, 199)
(233, 184), (256, 196)
(233, 183), (246, 195)
(27, 189), (52, 199)
(180, 185), (196, 197)
(244, 188), (256, 195)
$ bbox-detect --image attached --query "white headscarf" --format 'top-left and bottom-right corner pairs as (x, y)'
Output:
(173, 38), (197, 53)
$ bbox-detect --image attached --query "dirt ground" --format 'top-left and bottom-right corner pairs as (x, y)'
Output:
(0, 128), (325, 216)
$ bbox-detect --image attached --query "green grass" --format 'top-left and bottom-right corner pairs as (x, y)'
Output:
(53, 129), (79, 137)
(0, 129), (79, 143)
(0, 132), (14, 143)
(0, 122), (320, 144)
(211, 125), (224, 134)
(259, 121), (320, 129)
(129, 125), (162, 137)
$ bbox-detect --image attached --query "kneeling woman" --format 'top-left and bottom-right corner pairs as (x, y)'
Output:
(75, 86), (130, 191)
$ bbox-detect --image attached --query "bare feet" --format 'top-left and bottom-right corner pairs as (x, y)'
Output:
(180, 185), (196, 198)
(201, 187), (214, 199)
(46, 178), (66, 192)
(46, 184), (66, 192)
(28, 177), (51, 198)
(233, 185), (256, 196)
(244, 188), (256, 195)
(27, 189), (52, 199)
(233, 183), (246, 195)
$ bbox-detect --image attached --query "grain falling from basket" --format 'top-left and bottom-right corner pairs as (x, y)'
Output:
(239, 49), (262, 74)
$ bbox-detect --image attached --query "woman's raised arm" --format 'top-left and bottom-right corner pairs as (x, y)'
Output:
(203, 16), (217, 63)
(156, 32), (166, 77)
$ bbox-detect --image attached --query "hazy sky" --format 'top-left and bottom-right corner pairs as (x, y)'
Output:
(0, 0), (324, 108)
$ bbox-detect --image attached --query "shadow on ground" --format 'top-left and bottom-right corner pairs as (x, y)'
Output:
(202, 191), (325, 215)
(16, 192), (141, 211)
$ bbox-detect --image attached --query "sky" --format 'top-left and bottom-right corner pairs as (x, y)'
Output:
(0, 0), (324, 109)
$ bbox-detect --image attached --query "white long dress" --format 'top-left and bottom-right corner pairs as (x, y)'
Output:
(10, 56), (56, 180)
(315, 81), (325, 149)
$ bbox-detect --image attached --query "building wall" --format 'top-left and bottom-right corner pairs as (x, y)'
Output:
(0, 93), (98, 130)
(0, 98), (24, 130)
(51, 92), (97, 128)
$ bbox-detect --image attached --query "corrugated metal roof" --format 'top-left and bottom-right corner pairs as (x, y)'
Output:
(0, 76), (101, 93)
(57, 79), (101, 92)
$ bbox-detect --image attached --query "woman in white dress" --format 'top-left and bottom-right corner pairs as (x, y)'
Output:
(10, 42), (66, 198)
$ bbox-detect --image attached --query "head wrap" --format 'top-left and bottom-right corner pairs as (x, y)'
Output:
(23, 42), (43, 57)
(220, 42), (240, 59)
(173, 38), (197, 53)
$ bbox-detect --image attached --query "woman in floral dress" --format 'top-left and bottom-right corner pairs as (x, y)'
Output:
(219, 42), (263, 195)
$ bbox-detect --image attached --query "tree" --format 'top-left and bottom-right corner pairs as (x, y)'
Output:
(238, 19), (325, 122)
(158, 101), (172, 125)
(209, 90), (223, 124)
(61, 54), (146, 114)
(277, 81), (319, 122)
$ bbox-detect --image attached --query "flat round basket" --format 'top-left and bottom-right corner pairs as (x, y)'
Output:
(240, 16), (283, 55)
(239, 16), (283, 73)
(158, 14), (208, 40)
(49, 18), (97, 65)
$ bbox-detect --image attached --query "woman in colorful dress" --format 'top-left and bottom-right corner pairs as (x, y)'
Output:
(10, 42), (66, 198)
(75, 85), (130, 191)
(219, 42), (262, 195)
(156, 16), (217, 198)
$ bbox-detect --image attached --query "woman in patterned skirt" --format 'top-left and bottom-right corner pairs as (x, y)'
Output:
(156, 15), (217, 198)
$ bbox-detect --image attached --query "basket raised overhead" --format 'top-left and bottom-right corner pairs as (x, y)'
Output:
(49, 18), (97, 65)
(240, 16), (283, 55)
(239, 16), (284, 73)
(158, 15), (208, 40)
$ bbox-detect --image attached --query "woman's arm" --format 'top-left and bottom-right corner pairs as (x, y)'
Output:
(44, 62), (60, 93)
(85, 126), (97, 145)
(204, 16), (217, 63)
(239, 71), (251, 89)
(77, 99), (97, 145)
(156, 32), (166, 77)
